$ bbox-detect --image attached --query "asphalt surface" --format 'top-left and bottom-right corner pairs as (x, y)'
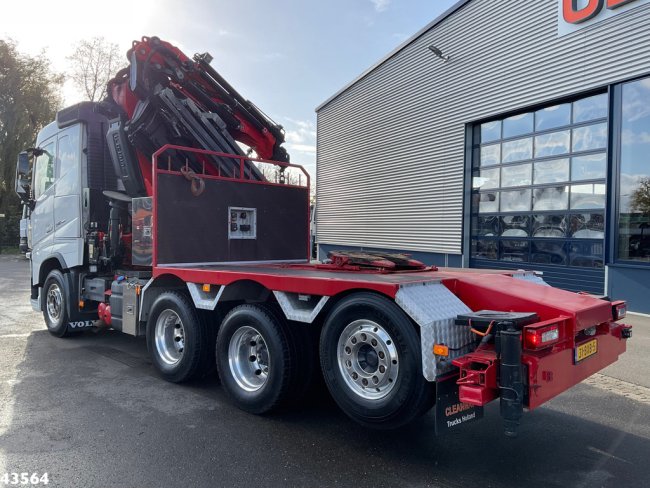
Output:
(1, 254), (649, 488)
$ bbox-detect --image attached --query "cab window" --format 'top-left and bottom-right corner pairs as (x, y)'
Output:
(56, 125), (81, 195)
(33, 141), (55, 199)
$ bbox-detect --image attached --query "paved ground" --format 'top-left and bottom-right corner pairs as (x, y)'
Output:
(1, 254), (649, 488)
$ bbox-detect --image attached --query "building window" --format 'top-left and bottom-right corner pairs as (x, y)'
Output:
(617, 77), (650, 263)
(471, 93), (608, 268)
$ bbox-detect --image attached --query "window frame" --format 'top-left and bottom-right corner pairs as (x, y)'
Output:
(611, 76), (650, 266)
(54, 124), (83, 196)
(32, 139), (57, 200)
(467, 90), (609, 269)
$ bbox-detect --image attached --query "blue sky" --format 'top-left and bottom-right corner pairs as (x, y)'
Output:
(1, 0), (458, 176)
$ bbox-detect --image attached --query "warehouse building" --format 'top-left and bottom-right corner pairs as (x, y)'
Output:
(315, 0), (650, 313)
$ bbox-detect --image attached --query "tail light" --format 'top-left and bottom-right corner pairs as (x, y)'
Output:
(612, 301), (627, 321)
(524, 321), (560, 350)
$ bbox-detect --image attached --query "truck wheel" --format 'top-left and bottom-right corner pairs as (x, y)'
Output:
(146, 291), (210, 383)
(42, 269), (74, 338)
(216, 304), (294, 414)
(320, 292), (434, 429)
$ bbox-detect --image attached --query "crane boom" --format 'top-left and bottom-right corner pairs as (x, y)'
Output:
(104, 36), (288, 197)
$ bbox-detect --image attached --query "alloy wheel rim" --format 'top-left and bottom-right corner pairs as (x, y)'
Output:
(337, 319), (399, 400)
(228, 326), (270, 392)
(46, 283), (63, 324)
(155, 309), (185, 365)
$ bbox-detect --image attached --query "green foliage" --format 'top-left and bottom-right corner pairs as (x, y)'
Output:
(0, 213), (20, 250)
(630, 178), (650, 215)
(0, 39), (63, 245)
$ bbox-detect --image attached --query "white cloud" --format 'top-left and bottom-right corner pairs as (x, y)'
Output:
(284, 117), (315, 130)
(622, 129), (650, 146)
(623, 82), (650, 122)
(370, 0), (391, 12)
(283, 118), (317, 147)
(285, 131), (305, 144)
(286, 143), (316, 154)
(285, 128), (317, 145)
(281, 118), (317, 173)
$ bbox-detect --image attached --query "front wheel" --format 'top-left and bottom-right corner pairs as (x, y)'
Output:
(42, 269), (73, 338)
(320, 293), (434, 429)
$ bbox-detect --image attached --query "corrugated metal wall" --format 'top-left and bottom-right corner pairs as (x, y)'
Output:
(316, 0), (650, 255)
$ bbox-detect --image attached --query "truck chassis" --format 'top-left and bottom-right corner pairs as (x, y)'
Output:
(15, 37), (632, 437)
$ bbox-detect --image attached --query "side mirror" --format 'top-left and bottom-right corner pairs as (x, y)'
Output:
(15, 151), (33, 206)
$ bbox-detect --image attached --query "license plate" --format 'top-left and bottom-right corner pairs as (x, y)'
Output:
(575, 338), (598, 363)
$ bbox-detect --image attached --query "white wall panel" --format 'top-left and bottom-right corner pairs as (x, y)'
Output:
(316, 0), (650, 255)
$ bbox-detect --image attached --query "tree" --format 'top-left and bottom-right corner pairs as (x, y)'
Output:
(68, 37), (125, 102)
(0, 39), (63, 247)
(630, 178), (650, 215)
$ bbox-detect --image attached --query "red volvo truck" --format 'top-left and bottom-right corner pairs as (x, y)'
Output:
(14, 37), (632, 436)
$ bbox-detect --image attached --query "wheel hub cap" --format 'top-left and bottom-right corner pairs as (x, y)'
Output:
(155, 309), (185, 365)
(228, 326), (270, 392)
(46, 284), (63, 324)
(337, 320), (399, 400)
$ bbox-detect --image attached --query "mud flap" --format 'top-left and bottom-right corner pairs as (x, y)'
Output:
(67, 320), (96, 330)
(62, 269), (99, 323)
(435, 375), (484, 435)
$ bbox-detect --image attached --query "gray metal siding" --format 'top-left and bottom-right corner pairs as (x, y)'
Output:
(316, 0), (650, 255)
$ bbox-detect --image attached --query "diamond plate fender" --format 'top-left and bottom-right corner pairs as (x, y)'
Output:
(395, 281), (472, 381)
(186, 282), (225, 310)
(272, 291), (329, 323)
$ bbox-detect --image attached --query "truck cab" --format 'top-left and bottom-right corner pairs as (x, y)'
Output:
(15, 103), (117, 323)
(29, 122), (83, 281)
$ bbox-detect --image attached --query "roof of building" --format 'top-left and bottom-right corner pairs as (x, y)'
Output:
(315, 0), (472, 112)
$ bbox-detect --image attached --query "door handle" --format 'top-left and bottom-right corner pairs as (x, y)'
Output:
(56, 219), (66, 226)
(46, 225), (53, 234)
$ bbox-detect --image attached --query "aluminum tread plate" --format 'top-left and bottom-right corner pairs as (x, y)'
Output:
(395, 282), (472, 380)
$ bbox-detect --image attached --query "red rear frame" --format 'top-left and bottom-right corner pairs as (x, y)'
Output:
(148, 146), (629, 414)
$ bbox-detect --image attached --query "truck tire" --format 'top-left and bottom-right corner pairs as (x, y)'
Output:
(42, 269), (74, 338)
(216, 304), (295, 414)
(146, 291), (211, 383)
(320, 292), (434, 429)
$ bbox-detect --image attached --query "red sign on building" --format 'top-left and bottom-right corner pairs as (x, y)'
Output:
(558, 0), (648, 35)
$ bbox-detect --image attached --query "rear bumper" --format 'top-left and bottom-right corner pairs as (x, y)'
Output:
(524, 322), (629, 409)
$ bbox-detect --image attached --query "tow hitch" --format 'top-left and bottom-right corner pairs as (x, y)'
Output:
(453, 311), (538, 437)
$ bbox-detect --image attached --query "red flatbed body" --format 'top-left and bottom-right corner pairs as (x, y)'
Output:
(155, 262), (628, 409)
(154, 263), (533, 296)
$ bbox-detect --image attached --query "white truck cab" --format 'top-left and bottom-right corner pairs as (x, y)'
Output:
(15, 103), (118, 324)
(29, 122), (84, 294)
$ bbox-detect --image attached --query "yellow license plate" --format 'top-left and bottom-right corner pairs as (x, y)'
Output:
(575, 339), (598, 363)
